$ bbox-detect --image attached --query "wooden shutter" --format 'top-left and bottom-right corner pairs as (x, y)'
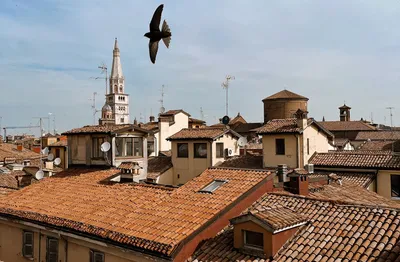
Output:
(22, 231), (33, 258)
(46, 238), (58, 262)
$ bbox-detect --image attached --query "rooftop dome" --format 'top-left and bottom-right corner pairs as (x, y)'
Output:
(102, 104), (112, 111)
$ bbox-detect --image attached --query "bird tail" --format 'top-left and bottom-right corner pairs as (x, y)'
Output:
(162, 20), (171, 48)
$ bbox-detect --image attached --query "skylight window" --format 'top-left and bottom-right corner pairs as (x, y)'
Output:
(198, 180), (227, 193)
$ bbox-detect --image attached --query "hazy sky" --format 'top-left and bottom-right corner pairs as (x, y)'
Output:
(1, 0), (400, 134)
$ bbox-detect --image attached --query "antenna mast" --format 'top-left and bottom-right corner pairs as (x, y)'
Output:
(89, 92), (100, 124)
(98, 63), (108, 95)
(200, 107), (204, 121)
(159, 85), (165, 114)
(221, 75), (235, 116)
(386, 107), (395, 128)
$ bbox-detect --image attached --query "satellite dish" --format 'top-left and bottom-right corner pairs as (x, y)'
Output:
(35, 170), (44, 180)
(222, 115), (230, 125)
(42, 147), (49, 155)
(238, 137), (248, 147)
(160, 107), (165, 114)
(54, 158), (61, 166)
(47, 153), (54, 161)
(101, 142), (111, 152)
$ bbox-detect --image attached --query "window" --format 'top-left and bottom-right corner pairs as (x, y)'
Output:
(244, 230), (263, 249)
(134, 137), (143, 157)
(177, 143), (188, 158)
(194, 143), (207, 158)
(275, 139), (285, 155)
(199, 180), (227, 193)
(22, 231), (33, 258)
(90, 250), (105, 262)
(114, 85), (118, 93)
(148, 140), (155, 156)
(391, 175), (400, 198)
(116, 138), (133, 157)
(120, 118), (124, 123)
(307, 138), (310, 155)
(46, 237), (58, 262)
(216, 143), (224, 158)
(92, 137), (106, 158)
(55, 148), (60, 158)
(119, 86), (123, 93)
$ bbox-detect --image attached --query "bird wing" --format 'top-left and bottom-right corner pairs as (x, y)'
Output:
(149, 40), (159, 64)
(149, 4), (163, 32)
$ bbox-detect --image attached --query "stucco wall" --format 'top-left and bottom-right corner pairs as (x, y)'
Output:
(49, 146), (67, 169)
(263, 100), (308, 123)
(156, 167), (174, 185)
(377, 170), (400, 199)
(212, 133), (240, 166)
(172, 140), (211, 185)
(0, 220), (163, 262)
(262, 134), (298, 168)
(69, 134), (87, 165)
(302, 125), (330, 166)
(159, 113), (189, 152)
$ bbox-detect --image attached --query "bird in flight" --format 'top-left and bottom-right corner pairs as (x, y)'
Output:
(144, 4), (172, 64)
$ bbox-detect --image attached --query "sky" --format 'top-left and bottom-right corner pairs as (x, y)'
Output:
(1, 0), (400, 135)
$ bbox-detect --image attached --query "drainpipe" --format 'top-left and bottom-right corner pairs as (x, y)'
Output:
(38, 230), (41, 262)
(209, 140), (213, 167)
(294, 134), (300, 168)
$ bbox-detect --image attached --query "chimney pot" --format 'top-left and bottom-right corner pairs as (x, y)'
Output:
(277, 164), (288, 182)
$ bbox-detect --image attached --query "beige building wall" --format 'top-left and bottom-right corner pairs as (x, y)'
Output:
(262, 134), (298, 168)
(69, 134), (87, 165)
(212, 133), (240, 166)
(0, 220), (164, 262)
(156, 167), (174, 184)
(301, 125), (330, 166)
(159, 113), (189, 152)
(49, 146), (67, 169)
(263, 100), (308, 123)
(377, 170), (400, 199)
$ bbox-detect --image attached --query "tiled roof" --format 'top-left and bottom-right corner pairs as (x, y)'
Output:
(167, 128), (241, 141)
(235, 207), (307, 232)
(160, 109), (190, 117)
(159, 150), (171, 157)
(233, 123), (263, 133)
(355, 131), (400, 141)
(147, 157), (173, 180)
(63, 124), (150, 135)
(334, 138), (350, 147)
(0, 143), (41, 162)
(319, 121), (376, 131)
(0, 167), (271, 257)
(339, 104), (351, 109)
(262, 90), (309, 101)
(190, 192), (400, 262)
(255, 118), (301, 134)
(189, 118), (206, 124)
(310, 152), (400, 169)
(309, 171), (376, 188)
(229, 113), (247, 126)
(48, 140), (67, 147)
(117, 161), (138, 170)
(141, 122), (159, 132)
(0, 174), (18, 189)
(216, 155), (263, 169)
(358, 140), (394, 151)
(0, 187), (17, 196)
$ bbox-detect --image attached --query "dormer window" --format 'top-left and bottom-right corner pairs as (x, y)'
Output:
(244, 230), (264, 250)
(198, 179), (227, 193)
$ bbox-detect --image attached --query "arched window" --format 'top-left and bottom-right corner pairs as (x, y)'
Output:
(120, 86), (123, 93)
(114, 85), (118, 93)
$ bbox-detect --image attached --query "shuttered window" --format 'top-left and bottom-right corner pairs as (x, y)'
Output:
(46, 237), (58, 262)
(90, 250), (105, 262)
(22, 231), (34, 258)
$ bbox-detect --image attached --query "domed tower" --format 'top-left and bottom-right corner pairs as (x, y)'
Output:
(99, 103), (114, 125)
(262, 89), (309, 123)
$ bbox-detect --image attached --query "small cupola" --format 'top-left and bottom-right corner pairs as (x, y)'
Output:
(113, 161), (144, 183)
(339, 104), (351, 122)
(230, 207), (308, 259)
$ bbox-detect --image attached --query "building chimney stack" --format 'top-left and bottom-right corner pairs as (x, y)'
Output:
(288, 171), (309, 196)
(17, 144), (23, 151)
(294, 109), (308, 130)
(149, 116), (155, 122)
(277, 164), (288, 182)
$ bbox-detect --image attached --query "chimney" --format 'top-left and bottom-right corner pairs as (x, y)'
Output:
(133, 118), (138, 125)
(149, 115), (155, 122)
(288, 171), (309, 195)
(17, 144), (23, 151)
(294, 109), (308, 130)
(276, 164), (288, 182)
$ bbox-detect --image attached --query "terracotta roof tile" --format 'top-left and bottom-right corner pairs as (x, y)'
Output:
(167, 128), (241, 141)
(333, 138), (350, 147)
(189, 118), (206, 124)
(309, 171), (376, 188)
(147, 157), (173, 180)
(262, 90), (309, 101)
(310, 152), (400, 169)
(159, 109), (190, 117)
(233, 123), (263, 133)
(0, 143), (41, 163)
(255, 118), (301, 134)
(62, 124), (150, 135)
(216, 155), (263, 169)
(249, 207), (307, 231)
(0, 174), (18, 189)
(190, 192), (400, 261)
(48, 140), (67, 147)
(141, 122), (159, 131)
(0, 167), (271, 257)
(355, 131), (400, 141)
(357, 140), (394, 151)
(319, 121), (376, 131)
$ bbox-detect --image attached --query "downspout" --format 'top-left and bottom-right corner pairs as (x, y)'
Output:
(209, 140), (213, 167)
(38, 229), (41, 262)
(295, 134), (300, 168)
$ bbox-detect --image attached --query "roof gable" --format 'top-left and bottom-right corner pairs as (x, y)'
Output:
(167, 128), (242, 141)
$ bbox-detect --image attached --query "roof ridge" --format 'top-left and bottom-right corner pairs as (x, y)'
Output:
(210, 167), (270, 173)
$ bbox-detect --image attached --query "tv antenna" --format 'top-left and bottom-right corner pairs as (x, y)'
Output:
(386, 107), (395, 128)
(221, 75), (235, 116)
(200, 107), (204, 121)
(90, 63), (108, 95)
(89, 92), (101, 124)
(159, 85), (166, 114)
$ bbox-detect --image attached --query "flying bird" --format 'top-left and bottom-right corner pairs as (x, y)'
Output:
(144, 4), (172, 64)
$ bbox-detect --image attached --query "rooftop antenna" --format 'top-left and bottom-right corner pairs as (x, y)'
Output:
(48, 113), (52, 134)
(98, 63), (108, 95)
(159, 85), (165, 114)
(384, 116), (387, 126)
(370, 112), (374, 124)
(200, 107), (204, 121)
(386, 107), (395, 128)
(221, 75), (235, 116)
(89, 92), (101, 125)
(32, 117), (47, 171)
(53, 114), (56, 135)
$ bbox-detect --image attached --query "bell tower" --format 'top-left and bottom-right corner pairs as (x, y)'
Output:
(339, 104), (351, 122)
(105, 38), (130, 125)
